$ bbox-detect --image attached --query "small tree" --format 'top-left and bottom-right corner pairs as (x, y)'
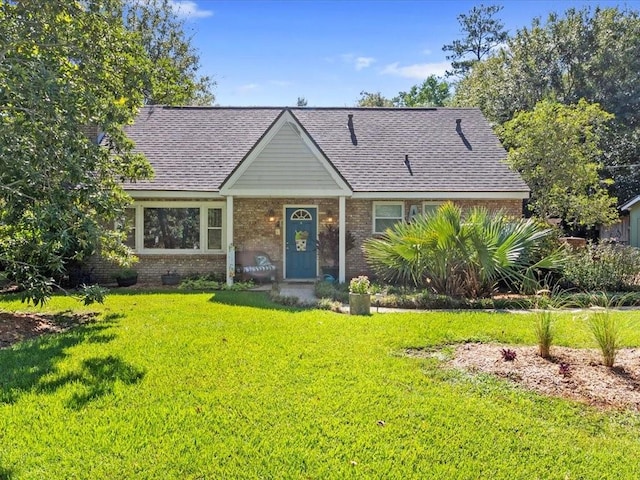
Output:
(499, 99), (617, 228)
(357, 91), (394, 107)
(442, 4), (508, 77)
(393, 75), (451, 107)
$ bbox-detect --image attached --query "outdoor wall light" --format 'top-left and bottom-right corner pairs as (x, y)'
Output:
(326, 209), (334, 223)
(267, 209), (276, 223)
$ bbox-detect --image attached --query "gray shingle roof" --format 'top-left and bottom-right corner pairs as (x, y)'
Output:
(123, 106), (529, 193)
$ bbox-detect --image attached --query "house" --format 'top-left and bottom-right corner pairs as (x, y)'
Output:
(617, 196), (640, 246)
(92, 106), (530, 284)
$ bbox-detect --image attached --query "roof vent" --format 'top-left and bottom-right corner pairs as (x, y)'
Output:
(456, 119), (472, 151)
(348, 114), (358, 146)
(404, 154), (413, 176)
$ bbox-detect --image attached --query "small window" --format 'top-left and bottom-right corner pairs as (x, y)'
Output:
(373, 202), (404, 234)
(423, 201), (444, 217)
(124, 208), (136, 249)
(207, 208), (223, 250)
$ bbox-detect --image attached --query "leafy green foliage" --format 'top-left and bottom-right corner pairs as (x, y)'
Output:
(453, 7), (640, 202)
(363, 202), (564, 298)
(393, 75), (451, 107)
(125, 0), (215, 105)
(356, 90), (393, 107)
(179, 275), (253, 291)
(499, 99), (616, 228)
(442, 4), (508, 77)
(0, 0), (154, 305)
(561, 242), (640, 292)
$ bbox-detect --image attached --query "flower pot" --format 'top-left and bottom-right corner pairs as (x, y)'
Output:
(349, 292), (371, 315)
(161, 274), (181, 286)
(116, 275), (138, 287)
(295, 239), (307, 251)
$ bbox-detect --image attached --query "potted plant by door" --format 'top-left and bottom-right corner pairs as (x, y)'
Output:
(349, 275), (371, 315)
(317, 225), (355, 280)
(161, 270), (181, 286)
(114, 268), (138, 287)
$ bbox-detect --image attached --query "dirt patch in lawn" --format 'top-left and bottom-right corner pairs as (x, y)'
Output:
(0, 311), (96, 349)
(411, 343), (640, 411)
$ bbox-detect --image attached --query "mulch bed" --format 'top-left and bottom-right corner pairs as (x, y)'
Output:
(410, 343), (640, 411)
(0, 312), (96, 349)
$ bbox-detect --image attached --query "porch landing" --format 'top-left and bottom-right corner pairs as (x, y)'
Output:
(252, 282), (317, 304)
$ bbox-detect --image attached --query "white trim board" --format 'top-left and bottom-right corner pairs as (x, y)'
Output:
(351, 191), (530, 200)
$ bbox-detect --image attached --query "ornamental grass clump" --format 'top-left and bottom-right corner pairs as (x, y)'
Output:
(587, 310), (623, 368)
(534, 310), (554, 359)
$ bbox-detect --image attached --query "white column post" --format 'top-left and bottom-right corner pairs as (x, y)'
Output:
(226, 195), (235, 286)
(338, 196), (346, 283)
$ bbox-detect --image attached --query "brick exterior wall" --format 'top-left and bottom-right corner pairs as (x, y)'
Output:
(342, 198), (524, 279)
(89, 253), (226, 285)
(89, 196), (523, 285)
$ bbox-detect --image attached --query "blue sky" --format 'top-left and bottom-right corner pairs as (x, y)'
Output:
(171, 0), (639, 106)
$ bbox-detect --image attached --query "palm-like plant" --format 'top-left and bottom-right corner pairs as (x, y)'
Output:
(363, 202), (565, 298)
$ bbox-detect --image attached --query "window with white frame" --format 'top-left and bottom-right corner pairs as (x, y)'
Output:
(207, 208), (223, 250)
(124, 208), (136, 248)
(423, 201), (444, 217)
(373, 202), (404, 234)
(126, 202), (225, 253)
(144, 207), (201, 249)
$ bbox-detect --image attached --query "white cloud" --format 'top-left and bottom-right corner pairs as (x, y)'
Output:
(339, 54), (376, 71)
(422, 48), (432, 55)
(169, 1), (214, 19)
(236, 83), (260, 94)
(354, 57), (375, 71)
(381, 62), (450, 79)
(270, 80), (293, 87)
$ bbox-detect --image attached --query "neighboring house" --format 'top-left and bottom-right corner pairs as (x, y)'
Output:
(92, 106), (530, 284)
(617, 196), (640, 246)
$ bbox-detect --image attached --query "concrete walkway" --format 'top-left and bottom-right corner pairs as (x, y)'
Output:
(278, 283), (318, 304)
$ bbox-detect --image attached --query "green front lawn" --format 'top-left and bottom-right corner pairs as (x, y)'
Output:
(1, 292), (640, 479)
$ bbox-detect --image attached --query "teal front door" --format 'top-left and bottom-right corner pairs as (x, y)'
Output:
(285, 207), (317, 279)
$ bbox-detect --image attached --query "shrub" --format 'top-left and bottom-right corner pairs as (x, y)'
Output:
(314, 281), (349, 303)
(363, 202), (565, 298)
(561, 241), (640, 291)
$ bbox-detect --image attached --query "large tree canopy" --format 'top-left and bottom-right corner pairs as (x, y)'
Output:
(453, 7), (640, 202)
(125, 0), (215, 105)
(0, 0), (154, 304)
(498, 99), (617, 228)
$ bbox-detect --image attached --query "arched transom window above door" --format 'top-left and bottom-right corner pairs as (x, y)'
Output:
(290, 209), (313, 221)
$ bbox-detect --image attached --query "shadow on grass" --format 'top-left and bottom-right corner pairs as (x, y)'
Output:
(208, 291), (306, 312)
(39, 354), (145, 409)
(0, 466), (14, 480)
(0, 312), (143, 406)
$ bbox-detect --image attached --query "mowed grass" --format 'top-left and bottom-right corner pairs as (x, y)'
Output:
(1, 292), (640, 479)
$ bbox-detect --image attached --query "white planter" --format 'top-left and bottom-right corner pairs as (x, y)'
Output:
(295, 239), (307, 251)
